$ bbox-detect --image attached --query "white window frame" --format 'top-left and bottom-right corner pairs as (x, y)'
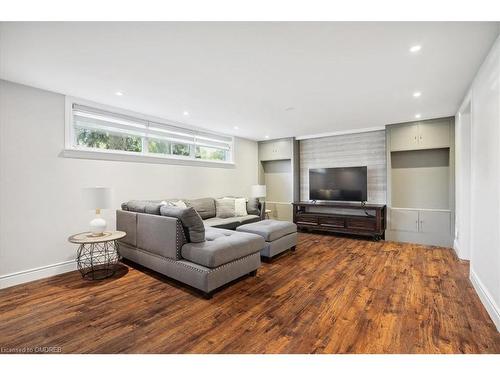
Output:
(63, 97), (235, 167)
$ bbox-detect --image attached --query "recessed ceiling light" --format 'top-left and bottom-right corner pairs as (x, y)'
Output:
(233, 126), (239, 130)
(415, 114), (421, 119)
(409, 45), (422, 53)
(115, 91), (123, 96)
(183, 111), (189, 116)
(264, 135), (269, 139)
(413, 91), (422, 98)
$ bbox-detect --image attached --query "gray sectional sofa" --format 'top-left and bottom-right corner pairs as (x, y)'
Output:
(121, 197), (262, 230)
(116, 198), (265, 298)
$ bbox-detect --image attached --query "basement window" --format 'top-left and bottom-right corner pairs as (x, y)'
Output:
(64, 98), (234, 165)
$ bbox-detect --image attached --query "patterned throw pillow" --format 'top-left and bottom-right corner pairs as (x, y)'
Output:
(216, 198), (236, 218)
(234, 198), (248, 216)
(221, 196), (248, 217)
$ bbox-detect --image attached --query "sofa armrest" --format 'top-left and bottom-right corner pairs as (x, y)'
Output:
(137, 213), (186, 260)
(116, 210), (186, 260)
(116, 210), (137, 247)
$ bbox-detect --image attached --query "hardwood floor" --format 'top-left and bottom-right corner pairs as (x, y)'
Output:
(1, 233), (499, 354)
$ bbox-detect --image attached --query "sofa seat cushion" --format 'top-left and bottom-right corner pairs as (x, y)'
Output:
(238, 215), (260, 225)
(236, 219), (297, 242)
(203, 215), (260, 229)
(181, 227), (265, 268)
(203, 217), (240, 230)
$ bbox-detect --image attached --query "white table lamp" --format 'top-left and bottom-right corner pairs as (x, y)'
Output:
(251, 184), (267, 199)
(82, 187), (112, 236)
(251, 185), (267, 220)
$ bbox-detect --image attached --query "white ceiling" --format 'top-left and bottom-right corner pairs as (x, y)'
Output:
(1, 22), (498, 140)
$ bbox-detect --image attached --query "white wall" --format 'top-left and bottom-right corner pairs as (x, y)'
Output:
(455, 35), (500, 330)
(0, 80), (258, 287)
(454, 101), (472, 260)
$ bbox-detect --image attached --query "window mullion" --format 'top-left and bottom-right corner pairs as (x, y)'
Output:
(143, 122), (150, 155)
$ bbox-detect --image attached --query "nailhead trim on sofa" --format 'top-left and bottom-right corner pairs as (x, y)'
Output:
(175, 219), (187, 259)
(129, 246), (259, 274)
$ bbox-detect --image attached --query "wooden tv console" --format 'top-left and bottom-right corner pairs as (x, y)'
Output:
(292, 201), (387, 240)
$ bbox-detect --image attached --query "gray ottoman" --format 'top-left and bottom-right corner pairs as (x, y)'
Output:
(236, 220), (297, 260)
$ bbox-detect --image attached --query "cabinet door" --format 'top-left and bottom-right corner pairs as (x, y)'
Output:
(259, 139), (292, 161)
(418, 120), (450, 150)
(418, 210), (451, 235)
(390, 209), (419, 232)
(390, 124), (419, 151)
(259, 141), (275, 160)
(271, 139), (292, 160)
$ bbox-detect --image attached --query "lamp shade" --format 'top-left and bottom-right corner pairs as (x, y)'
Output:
(82, 187), (112, 210)
(251, 184), (267, 198)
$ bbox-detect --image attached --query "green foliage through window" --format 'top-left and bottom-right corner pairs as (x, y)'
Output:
(148, 139), (191, 156)
(148, 139), (170, 154)
(76, 128), (142, 152)
(195, 146), (227, 161)
(72, 105), (232, 162)
(172, 143), (190, 156)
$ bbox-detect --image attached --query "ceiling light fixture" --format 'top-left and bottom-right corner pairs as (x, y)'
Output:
(413, 91), (422, 98)
(233, 126), (239, 130)
(115, 91), (123, 96)
(183, 111), (189, 116)
(264, 135), (269, 139)
(415, 114), (421, 119)
(409, 45), (422, 53)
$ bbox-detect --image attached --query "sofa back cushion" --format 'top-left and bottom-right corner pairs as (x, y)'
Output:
(184, 198), (216, 219)
(122, 200), (163, 215)
(163, 200), (187, 208)
(160, 206), (205, 243)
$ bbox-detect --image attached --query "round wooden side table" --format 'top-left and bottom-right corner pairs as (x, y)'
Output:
(68, 231), (126, 280)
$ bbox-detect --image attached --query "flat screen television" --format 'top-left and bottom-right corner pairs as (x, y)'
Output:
(309, 166), (368, 202)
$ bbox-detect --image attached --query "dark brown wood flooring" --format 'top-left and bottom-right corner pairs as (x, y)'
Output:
(1, 233), (499, 353)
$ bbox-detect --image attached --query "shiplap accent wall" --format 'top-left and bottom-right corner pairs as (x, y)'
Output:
(299, 130), (387, 203)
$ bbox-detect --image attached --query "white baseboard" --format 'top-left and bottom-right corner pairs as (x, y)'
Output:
(0, 260), (77, 290)
(453, 238), (470, 260)
(453, 238), (461, 258)
(470, 269), (500, 332)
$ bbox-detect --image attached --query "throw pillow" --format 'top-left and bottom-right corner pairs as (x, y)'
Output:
(216, 198), (236, 218)
(160, 206), (205, 243)
(234, 197), (248, 216)
(246, 197), (261, 216)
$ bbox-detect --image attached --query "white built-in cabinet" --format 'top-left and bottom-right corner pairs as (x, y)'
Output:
(390, 209), (451, 234)
(259, 139), (294, 161)
(389, 208), (452, 246)
(386, 117), (454, 247)
(258, 138), (299, 221)
(390, 120), (451, 151)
